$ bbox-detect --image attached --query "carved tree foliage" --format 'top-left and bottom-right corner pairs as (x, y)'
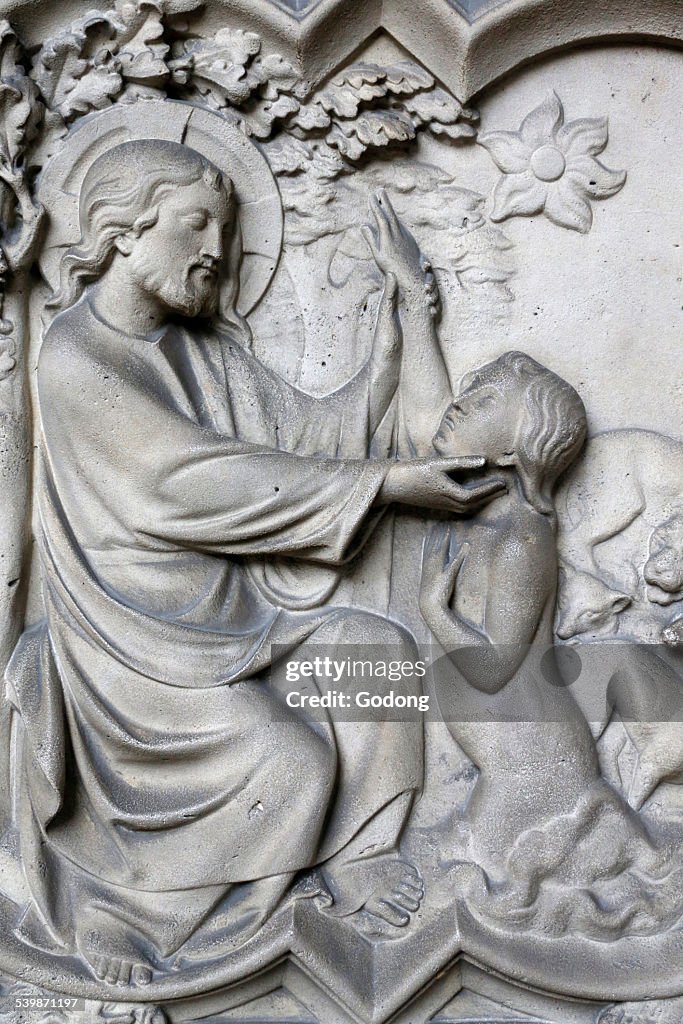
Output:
(31, 0), (173, 129)
(28, 1), (478, 156)
(0, 1), (629, 384)
(170, 28), (478, 157)
(275, 157), (514, 316)
(0, 21), (43, 366)
(267, 60), (477, 168)
(0, 0), (484, 370)
(170, 27), (304, 139)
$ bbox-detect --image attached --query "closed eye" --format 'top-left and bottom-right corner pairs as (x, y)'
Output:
(183, 211), (210, 230)
(474, 393), (495, 409)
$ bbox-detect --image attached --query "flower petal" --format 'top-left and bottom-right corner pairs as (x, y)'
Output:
(519, 91), (563, 148)
(544, 178), (593, 233)
(566, 155), (626, 199)
(556, 116), (608, 158)
(490, 171), (547, 222)
(478, 130), (531, 172)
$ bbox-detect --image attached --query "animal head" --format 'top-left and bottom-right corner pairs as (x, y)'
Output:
(556, 565), (631, 640)
(644, 515), (683, 606)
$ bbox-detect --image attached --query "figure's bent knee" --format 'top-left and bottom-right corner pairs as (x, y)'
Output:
(309, 726), (337, 787)
(279, 718), (336, 792)
(323, 610), (417, 656)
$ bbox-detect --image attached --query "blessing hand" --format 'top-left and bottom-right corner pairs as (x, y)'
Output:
(362, 189), (440, 318)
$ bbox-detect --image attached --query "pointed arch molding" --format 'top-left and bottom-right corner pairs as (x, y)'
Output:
(1, 0), (681, 100)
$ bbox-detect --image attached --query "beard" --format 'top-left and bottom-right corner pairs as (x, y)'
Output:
(139, 258), (220, 320)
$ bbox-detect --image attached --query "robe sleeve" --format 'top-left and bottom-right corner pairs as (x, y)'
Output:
(279, 376), (374, 459)
(231, 340), (383, 460)
(39, 330), (388, 567)
(153, 441), (387, 563)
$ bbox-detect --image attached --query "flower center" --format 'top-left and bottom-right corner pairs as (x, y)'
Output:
(530, 145), (566, 182)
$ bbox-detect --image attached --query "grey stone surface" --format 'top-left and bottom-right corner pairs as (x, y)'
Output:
(0, 2), (679, 1023)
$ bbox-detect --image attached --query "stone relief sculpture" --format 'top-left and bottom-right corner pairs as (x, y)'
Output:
(478, 91), (626, 233)
(410, 406), (683, 1024)
(11, 133), (511, 985)
(646, 515), (683, 609)
(556, 430), (683, 642)
(0, 1), (680, 1023)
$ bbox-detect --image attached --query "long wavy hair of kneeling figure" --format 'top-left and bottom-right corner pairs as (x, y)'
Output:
(473, 351), (587, 515)
(47, 139), (252, 347)
(509, 350), (587, 514)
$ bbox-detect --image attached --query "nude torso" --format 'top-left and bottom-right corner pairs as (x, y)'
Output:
(439, 502), (601, 873)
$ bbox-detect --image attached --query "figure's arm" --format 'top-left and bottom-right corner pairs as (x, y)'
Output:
(248, 194), (445, 457)
(235, 280), (401, 460)
(326, 271), (402, 441)
(41, 325), (507, 565)
(298, 192), (450, 457)
(363, 190), (451, 455)
(150, 433), (389, 565)
(419, 523), (552, 693)
(152, 445), (504, 564)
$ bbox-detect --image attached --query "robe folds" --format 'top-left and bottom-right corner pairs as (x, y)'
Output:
(6, 296), (422, 956)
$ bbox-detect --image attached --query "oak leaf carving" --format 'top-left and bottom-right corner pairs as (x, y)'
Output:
(114, 0), (170, 87)
(348, 108), (417, 148)
(0, 23), (45, 342)
(251, 52), (302, 101)
(243, 94), (300, 140)
(0, 24), (42, 171)
(31, 11), (122, 120)
(173, 28), (261, 107)
(385, 61), (434, 93)
(275, 59), (477, 168)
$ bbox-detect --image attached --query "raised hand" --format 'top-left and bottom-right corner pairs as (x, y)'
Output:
(378, 456), (507, 515)
(362, 189), (440, 318)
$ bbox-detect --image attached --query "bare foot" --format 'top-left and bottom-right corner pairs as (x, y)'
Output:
(321, 854), (424, 937)
(76, 904), (155, 988)
(86, 953), (153, 987)
(351, 860), (424, 938)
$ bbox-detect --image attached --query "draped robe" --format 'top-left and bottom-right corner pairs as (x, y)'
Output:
(5, 296), (421, 959)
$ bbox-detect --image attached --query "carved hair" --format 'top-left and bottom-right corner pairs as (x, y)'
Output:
(469, 350), (587, 514)
(49, 139), (251, 344)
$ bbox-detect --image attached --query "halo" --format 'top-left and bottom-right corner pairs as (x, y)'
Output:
(37, 99), (283, 316)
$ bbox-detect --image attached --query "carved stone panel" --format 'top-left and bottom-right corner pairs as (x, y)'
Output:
(0, 2), (680, 1023)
